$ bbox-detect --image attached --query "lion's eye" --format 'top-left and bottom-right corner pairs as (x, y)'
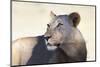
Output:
(57, 23), (63, 28)
(47, 24), (50, 27)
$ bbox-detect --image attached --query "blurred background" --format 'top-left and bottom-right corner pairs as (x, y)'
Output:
(12, 1), (95, 61)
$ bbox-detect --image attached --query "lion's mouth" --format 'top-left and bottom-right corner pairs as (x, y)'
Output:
(44, 37), (60, 46)
(44, 38), (58, 50)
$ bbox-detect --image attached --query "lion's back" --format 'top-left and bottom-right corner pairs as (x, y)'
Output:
(12, 36), (40, 65)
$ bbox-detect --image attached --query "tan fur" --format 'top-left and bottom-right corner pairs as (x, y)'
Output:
(12, 37), (38, 65)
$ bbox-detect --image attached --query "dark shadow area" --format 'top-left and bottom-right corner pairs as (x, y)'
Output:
(27, 35), (55, 65)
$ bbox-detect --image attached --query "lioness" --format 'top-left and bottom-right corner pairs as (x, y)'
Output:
(12, 12), (87, 66)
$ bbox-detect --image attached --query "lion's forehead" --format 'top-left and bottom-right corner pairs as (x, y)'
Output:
(50, 15), (71, 28)
(57, 15), (69, 23)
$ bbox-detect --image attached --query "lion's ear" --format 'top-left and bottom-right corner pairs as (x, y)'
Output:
(50, 11), (56, 19)
(69, 12), (80, 27)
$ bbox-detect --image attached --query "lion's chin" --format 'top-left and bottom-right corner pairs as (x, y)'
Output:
(44, 39), (59, 51)
(46, 44), (57, 51)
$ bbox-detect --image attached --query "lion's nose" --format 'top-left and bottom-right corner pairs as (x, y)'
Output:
(45, 36), (51, 41)
(44, 35), (51, 41)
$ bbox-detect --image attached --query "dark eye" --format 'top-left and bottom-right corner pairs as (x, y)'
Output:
(57, 23), (63, 28)
(47, 24), (50, 27)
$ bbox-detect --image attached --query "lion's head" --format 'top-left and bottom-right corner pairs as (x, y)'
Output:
(44, 11), (80, 50)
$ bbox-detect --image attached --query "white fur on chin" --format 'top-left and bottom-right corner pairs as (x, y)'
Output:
(44, 39), (57, 51)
